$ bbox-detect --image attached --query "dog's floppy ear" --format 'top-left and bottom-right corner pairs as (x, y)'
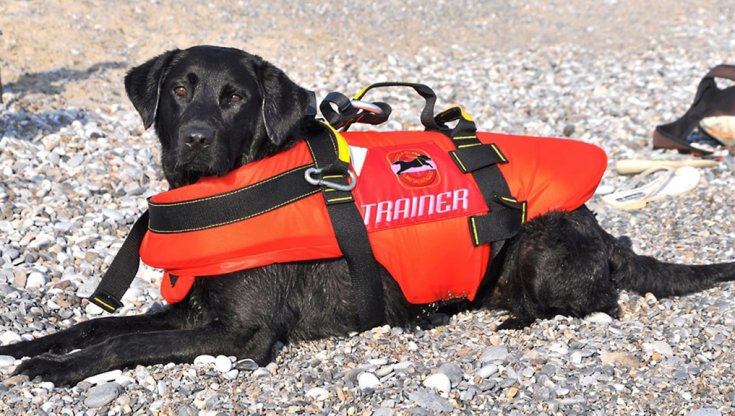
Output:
(257, 60), (315, 146)
(124, 49), (180, 129)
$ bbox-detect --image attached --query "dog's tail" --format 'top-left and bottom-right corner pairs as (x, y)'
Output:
(610, 236), (735, 297)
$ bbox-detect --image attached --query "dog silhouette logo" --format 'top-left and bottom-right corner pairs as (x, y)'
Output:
(388, 149), (440, 188)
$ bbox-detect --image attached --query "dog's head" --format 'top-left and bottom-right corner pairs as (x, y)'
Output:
(125, 45), (314, 188)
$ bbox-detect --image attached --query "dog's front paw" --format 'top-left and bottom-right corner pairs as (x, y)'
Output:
(14, 354), (78, 386)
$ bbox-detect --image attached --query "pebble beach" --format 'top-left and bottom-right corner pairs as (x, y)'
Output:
(1, 1), (735, 414)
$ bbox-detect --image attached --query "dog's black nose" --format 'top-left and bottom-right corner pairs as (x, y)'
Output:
(185, 132), (212, 148)
(183, 127), (214, 148)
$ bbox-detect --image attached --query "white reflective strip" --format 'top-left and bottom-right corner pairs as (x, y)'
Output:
(349, 146), (369, 177)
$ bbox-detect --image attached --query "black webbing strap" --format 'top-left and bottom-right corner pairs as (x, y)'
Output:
(89, 211), (149, 312)
(147, 165), (320, 233)
(350, 82), (443, 131)
(436, 106), (526, 247)
(319, 91), (392, 131)
(305, 124), (385, 330)
(89, 164), (323, 312)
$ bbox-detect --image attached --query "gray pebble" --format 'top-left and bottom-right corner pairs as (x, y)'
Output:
(688, 409), (721, 416)
(66, 153), (85, 168)
(358, 372), (380, 390)
(0, 331), (21, 346)
(83, 369), (122, 385)
(423, 373), (451, 394)
(437, 363), (464, 386)
(214, 355), (232, 373)
(653, 341), (674, 357)
(84, 382), (122, 408)
(235, 358), (259, 371)
(12, 270), (27, 289)
(409, 389), (454, 413)
(252, 368), (270, 378)
(305, 387), (329, 401)
(193, 355), (216, 366)
(372, 408), (393, 416)
(25, 272), (47, 289)
(476, 364), (498, 378)
(177, 405), (198, 416)
(0, 355), (16, 367)
(585, 312), (613, 324)
(479, 345), (509, 363)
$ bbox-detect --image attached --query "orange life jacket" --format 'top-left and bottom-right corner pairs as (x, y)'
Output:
(139, 130), (607, 305)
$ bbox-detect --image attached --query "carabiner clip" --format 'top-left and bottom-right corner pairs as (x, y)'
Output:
(304, 167), (357, 192)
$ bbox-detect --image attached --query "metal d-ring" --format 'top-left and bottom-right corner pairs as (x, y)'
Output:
(304, 167), (357, 192)
(350, 100), (383, 115)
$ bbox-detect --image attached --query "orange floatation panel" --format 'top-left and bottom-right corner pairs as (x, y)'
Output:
(140, 131), (607, 305)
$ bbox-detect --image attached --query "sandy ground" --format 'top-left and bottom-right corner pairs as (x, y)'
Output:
(1, 0), (733, 111)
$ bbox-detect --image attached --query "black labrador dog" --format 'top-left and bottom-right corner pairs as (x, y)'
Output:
(2, 45), (734, 386)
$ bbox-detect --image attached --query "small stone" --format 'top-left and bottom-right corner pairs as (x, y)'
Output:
(540, 363), (557, 376)
(372, 408), (393, 416)
(688, 408), (721, 416)
(0, 331), (21, 346)
(76, 276), (100, 298)
(644, 292), (658, 303)
(585, 312), (613, 324)
(437, 363), (464, 386)
(460, 387), (477, 401)
(177, 405), (198, 416)
(0, 355), (16, 367)
(25, 272), (47, 289)
(67, 153), (85, 168)
(476, 364), (498, 378)
(235, 358), (259, 371)
(116, 376), (136, 387)
(83, 369), (123, 385)
(12, 270), (27, 289)
(101, 208), (124, 222)
(27, 234), (54, 249)
(651, 340), (674, 357)
(85, 302), (103, 316)
(194, 355), (216, 367)
(215, 355), (232, 373)
(409, 390), (453, 413)
(84, 382), (123, 408)
(375, 364), (395, 377)
(253, 368), (270, 378)
(358, 372), (380, 390)
(157, 380), (169, 396)
(223, 369), (239, 380)
(305, 387), (329, 401)
(423, 373), (451, 394)
(367, 358), (388, 366)
(479, 345), (509, 363)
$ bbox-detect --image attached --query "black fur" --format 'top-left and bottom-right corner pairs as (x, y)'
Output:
(2, 46), (733, 386)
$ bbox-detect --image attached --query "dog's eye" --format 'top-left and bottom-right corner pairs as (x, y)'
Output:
(228, 94), (243, 105)
(174, 87), (188, 97)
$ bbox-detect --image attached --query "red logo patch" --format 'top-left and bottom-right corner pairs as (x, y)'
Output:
(387, 149), (440, 189)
